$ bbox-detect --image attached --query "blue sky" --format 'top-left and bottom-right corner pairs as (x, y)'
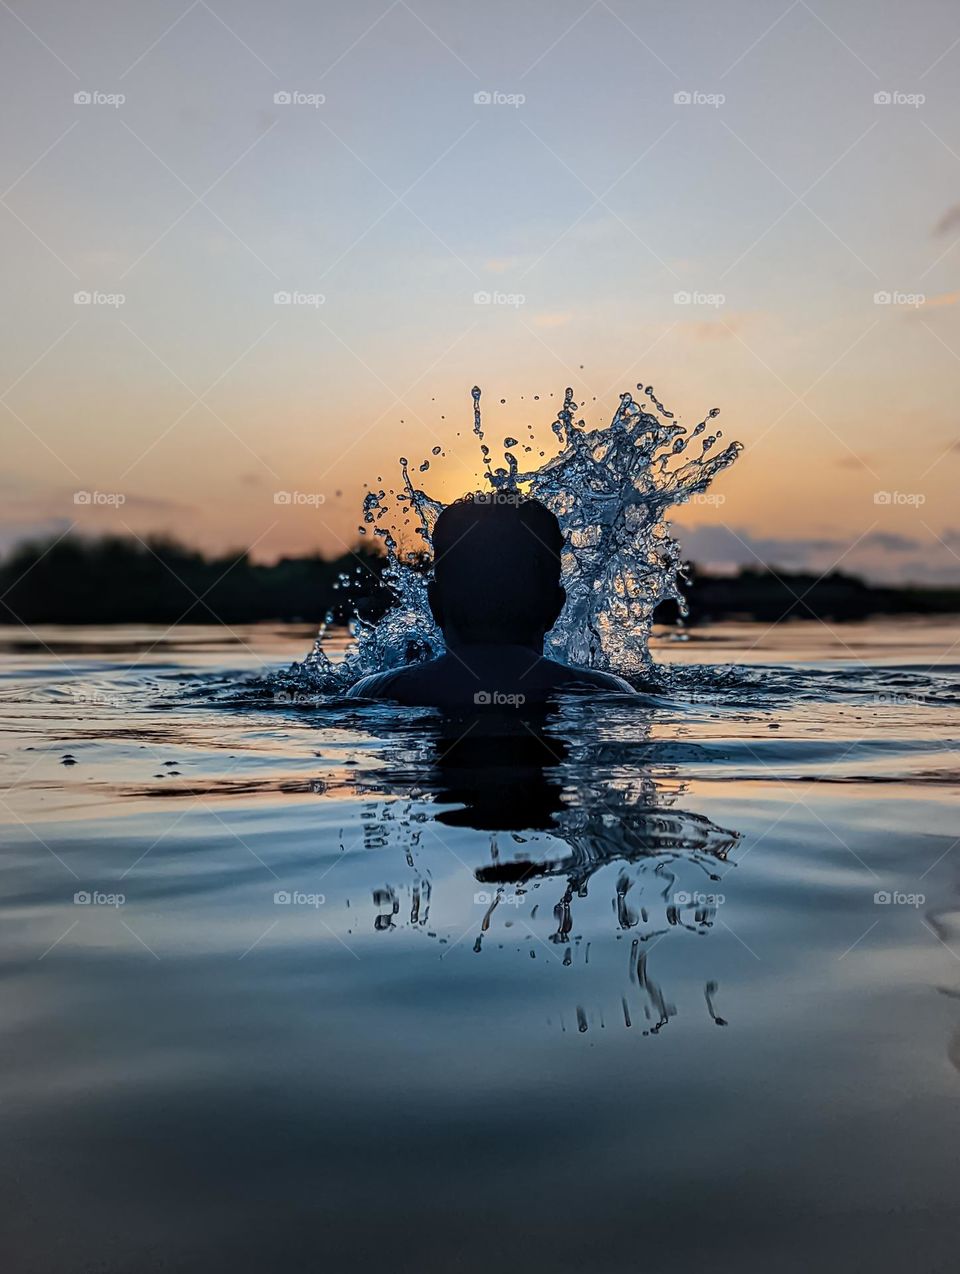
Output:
(2, 0), (960, 581)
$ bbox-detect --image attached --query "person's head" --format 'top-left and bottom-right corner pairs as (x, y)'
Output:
(427, 494), (565, 648)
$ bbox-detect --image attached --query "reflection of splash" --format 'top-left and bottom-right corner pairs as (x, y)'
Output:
(705, 979), (728, 1027)
(473, 806), (737, 946)
(327, 707), (741, 1034)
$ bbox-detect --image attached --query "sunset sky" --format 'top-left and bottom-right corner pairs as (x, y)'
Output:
(2, 0), (960, 582)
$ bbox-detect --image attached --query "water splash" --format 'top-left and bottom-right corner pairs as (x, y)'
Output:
(287, 384), (741, 690)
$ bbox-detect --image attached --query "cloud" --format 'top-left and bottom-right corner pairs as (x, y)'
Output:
(899, 290), (959, 320)
(869, 532), (919, 552)
(923, 290), (960, 308)
(671, 524), (953, 584)
(677, 524), (840, 565)
(933, 203), (960, 236)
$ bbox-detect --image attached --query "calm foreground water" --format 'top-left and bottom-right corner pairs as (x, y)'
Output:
(2, 619), (959, 1273)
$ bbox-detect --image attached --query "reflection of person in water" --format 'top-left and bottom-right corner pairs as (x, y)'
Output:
(347, 495), (635, 708)
(347, 698), (740, 1028)
(432, 709), (568, 831)
(361, 707), (740, 933)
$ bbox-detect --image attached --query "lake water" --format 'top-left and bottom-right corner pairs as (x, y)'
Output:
(2, 619), (959, 1272)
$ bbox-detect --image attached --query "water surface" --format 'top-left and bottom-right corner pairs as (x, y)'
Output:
(2, 619), (959, 1272)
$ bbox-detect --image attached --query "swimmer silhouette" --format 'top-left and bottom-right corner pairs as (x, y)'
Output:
(347, 495), (634, 708)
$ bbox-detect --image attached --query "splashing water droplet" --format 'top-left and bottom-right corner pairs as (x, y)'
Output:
(286, 384), (741, 691)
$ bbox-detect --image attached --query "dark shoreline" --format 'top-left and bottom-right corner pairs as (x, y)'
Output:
(2, 534), (958, 626)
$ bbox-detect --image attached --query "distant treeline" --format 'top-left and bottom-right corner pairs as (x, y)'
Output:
(660, 565), (960, 624)
(0, 534), (389, 625)
(1, 534), (958, 625)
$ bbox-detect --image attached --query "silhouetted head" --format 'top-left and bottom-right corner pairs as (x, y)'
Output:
(428, 495), (565, 648)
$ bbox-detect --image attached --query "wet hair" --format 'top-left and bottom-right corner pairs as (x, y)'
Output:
(429, 494), (564, 643)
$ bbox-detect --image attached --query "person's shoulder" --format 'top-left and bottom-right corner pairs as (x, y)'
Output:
(345, 661), (439, 702)
(545, 660), (636, 695)
(345, 668), (407, 700)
